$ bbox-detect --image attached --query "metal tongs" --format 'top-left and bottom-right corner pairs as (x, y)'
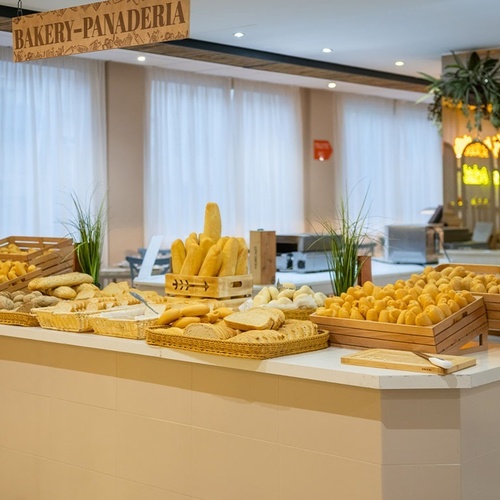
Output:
(129, 291), (157, 314)
(414, 351), (453, 370)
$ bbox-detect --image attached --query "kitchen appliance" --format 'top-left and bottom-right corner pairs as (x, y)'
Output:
(276, 234), (336, 273)
(384, 225), (443, 264)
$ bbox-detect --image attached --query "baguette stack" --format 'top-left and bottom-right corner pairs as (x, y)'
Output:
(170, 202), (249, 277)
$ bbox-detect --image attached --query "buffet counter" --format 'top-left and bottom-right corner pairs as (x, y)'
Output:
(2, 323), (500, 499)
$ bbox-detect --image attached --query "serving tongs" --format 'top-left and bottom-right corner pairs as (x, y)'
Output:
(414, 351), (453, 370)
(129, 291), (158, 314)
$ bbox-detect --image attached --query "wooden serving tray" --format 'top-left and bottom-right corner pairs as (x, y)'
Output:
(311, 297), (488, 355)
(341, 349), (476, 375)
(435, 263), (500, 334)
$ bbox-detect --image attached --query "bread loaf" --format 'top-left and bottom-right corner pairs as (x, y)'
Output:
(183, 322), (237, 340)
(28, 272), (93, 291)
(223, 307), (285, 331)
(227, 329), (286, 343)
(171, 239), (186, 274)
(219, 237), (239, 277)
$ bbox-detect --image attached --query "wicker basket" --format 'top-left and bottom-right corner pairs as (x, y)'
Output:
(33, 307), (102, 333)
(145, 326), (330, 359)
(88, 304), (166, 340)
(0, 310), (39, 327)
(283, 308), (316, 320)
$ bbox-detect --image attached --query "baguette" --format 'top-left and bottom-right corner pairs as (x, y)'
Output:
(235, 237), (249, 275)
(198, 244), (223, 277)
(171, 239), (186, 274)
(203, 202), (222, 241)
(219, 237), (239, 277)
(179, 241), (204, 275)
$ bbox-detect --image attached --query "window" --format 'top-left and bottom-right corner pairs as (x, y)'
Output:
(144, 68), (304, 244)
(0, 47), (107, 238)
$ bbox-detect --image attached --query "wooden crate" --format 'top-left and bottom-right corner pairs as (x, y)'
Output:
(165, 273), (253, 299)
(310, 297), (488, 355)
(435, 263), (500, 334)
(0, 236), (74, 293)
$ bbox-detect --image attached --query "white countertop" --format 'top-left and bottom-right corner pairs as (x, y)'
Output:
(3, 323), (500, 390)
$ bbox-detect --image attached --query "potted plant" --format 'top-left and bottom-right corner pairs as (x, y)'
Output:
(420, 51), (500, 133)
(317, 194), (371, 296)
(64, 191), (107, 286)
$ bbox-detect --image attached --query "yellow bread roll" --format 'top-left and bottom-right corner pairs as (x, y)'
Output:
(172, 316), (202, 328)
(198, 244), (223, 277)
(219, 237), (239, 277)
(179, 303), (211, 317)
(171, 239), (186, 274)
(203, 202), (222, 241)
(235, 237), (249, 275)
(157, 308), (182, 326)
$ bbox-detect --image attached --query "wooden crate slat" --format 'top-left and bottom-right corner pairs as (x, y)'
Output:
(165, 273), (253, 299)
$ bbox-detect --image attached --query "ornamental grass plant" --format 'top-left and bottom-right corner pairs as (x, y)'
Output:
(64, 191), (106, 286)
(317, 194), (370, 296)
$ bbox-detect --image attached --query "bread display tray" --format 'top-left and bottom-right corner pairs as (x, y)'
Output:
(0, 236), (74, 276)
(33, 307), (102, 333)
(310, 297), (488, 355)
(165, 273), (253, 299)
(435, 263), (500, 334)
(0, 310), (39, 327)
(146, 326), (330, 360)
(0, 268), (42, 293)
(89, 316), (159, 340)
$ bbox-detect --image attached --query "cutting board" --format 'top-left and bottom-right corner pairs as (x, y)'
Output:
(341, 349), (476, 375)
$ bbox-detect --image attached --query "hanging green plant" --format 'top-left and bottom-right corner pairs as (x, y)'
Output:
(63, 191), (107, 286)
(420, 51), (500, 133)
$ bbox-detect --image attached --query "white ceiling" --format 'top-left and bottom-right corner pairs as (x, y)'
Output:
(2, 0), (500, 101)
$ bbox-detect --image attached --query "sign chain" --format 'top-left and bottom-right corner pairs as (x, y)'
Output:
(17, 0), (23, 17)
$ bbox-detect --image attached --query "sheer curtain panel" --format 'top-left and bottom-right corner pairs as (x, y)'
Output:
(332, 93), (442, 234)
(144, 69), (305, 245)
(0, 47), (107, 238)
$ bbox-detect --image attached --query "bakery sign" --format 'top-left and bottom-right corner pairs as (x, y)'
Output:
(11, 0), (190, 62)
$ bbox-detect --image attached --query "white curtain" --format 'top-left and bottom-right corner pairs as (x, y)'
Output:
(144, 68), (304, 244)
(0, 47), (107, 239)
(231, 79), (304, 235)
(333, 93), (442, 234)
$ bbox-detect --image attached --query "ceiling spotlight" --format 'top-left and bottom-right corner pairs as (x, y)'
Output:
(395, 61), (405, 66)
(137, 56), (146, 62)
(322, 48), (332, 53)
(234, 32), (245, 38)
(327, 82), (337, 89)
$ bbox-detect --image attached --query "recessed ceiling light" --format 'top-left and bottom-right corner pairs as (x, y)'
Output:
(137, 56), (146, 62)
(395, 61), (405, 66)
(327, 82), (337, 89)
(234, 32), (245, 38)
(322, 48), (332, 53)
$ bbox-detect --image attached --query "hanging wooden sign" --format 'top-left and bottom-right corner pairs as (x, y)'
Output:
(11, 0), (190, 62)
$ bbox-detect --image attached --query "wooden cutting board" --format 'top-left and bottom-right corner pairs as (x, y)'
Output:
(341, 349), (476, 375)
